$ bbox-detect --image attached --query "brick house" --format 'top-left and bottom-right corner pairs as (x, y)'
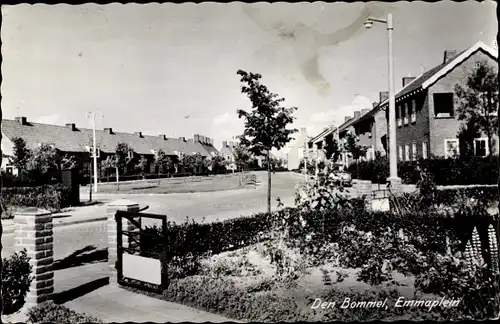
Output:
(1, 116), (219, 177)
(377, 41), (498, 161)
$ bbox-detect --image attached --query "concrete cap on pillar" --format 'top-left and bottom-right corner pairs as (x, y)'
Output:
(107, 199), (140, 207)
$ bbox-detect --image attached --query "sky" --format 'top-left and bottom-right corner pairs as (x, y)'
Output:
(1, 1), (497, 150)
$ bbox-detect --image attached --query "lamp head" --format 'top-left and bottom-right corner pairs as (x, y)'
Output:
(364, 19), (374, 29)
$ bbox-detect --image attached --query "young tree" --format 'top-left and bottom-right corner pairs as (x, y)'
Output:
(457, 120), (481, 158)
(344, 132), (367, 161)
(8, 137), (32, 173)
(236, 69), (298, 213)
(115, 142), (134, 175)
(233, 143), (252, 171)
(455, 61), (498, 156)
(101, 155), (117, 182)
(27, 143), (61, 177)
(181, 154), (196, 176)
(136, 155), (148, 179)
(154, 149), (173, 176)
(193, 153), (205, 174)
(323, 135), (341, 169)
(61, 154), (78, 170)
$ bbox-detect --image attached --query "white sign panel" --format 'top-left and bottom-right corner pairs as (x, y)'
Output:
(122, 253), (162, 285)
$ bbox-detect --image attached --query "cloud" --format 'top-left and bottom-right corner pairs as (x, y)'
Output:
(35, 114), (62, 125)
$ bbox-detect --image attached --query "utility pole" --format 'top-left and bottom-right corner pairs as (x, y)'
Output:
(86, 112), (101, 194)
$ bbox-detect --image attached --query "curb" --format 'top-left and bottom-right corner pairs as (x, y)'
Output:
(53, 216), (108, 228)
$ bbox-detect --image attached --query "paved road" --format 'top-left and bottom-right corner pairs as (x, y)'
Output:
(3, 171), (305, 260)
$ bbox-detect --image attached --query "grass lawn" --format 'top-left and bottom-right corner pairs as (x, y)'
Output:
(93, 173), (254, 194)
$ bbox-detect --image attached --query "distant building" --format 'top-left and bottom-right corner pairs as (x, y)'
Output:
(1, 116), (218, 176)
(286, 127), (309, 170)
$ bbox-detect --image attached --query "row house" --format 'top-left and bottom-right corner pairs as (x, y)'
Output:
(1, 116), (219, 177)
(378, 41), (498, 161)
(307, 41), (497, 169)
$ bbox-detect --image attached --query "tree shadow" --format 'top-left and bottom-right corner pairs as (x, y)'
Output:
(53, 245), (108, 271)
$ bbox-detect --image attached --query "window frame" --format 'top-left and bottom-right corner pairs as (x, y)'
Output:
(397, 105), (403, 127)
(403, 103), (409, 125)
(422, 141), (428, 159)
(444, 138), (460, 158)
(433, 93), (455, 118)
(398, 145), (403, 161)
(473, 137), (489, 157)
(404, 144), (410, 161)
(412, 142), (417, 161)
(410, 100), (417, 123)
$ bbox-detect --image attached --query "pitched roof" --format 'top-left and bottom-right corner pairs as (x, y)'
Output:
(1, 118), (218, 157)
(380, 41), (497, 108)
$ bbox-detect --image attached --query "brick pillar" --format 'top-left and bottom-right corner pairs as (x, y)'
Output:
(106, 199), (140, 287)
(14, 208), (54, 307)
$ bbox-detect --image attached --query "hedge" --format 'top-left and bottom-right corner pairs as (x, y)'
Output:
(348, 155), (499, 185)
(1, 184), (73, 212)
(141, 192), (497, 277)
(27, 301), (103, 323)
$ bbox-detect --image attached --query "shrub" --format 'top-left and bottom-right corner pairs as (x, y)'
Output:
(348, 156), (498, 185)
(26, 301), (103, 323)
(2, 250), (33, 315)
(1, 184), (72, 212)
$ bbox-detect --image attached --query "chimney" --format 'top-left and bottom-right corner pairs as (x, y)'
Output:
(344, 116), (351, 123)
(104, 127), (113, 134)
(179, 137), (186, 142)
(159, 134), (167, 140)
(379, 91), (389, 103)
(15, 116), (27, 125)
(372, 101), (379, 108)
(194, 134), (200, 142)
(134, 131), (143, 138)
(65, 123), (76, 131)
(402, 77), (416, 87)
(361, 109), (370, 115)
(223, 141), (228, 147)
(443, 50), (457, 64)
(200, 136), (206, 144)
(354, 111), (361, 119)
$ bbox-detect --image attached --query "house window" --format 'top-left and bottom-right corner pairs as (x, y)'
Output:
(434, 93), (454, 117)
(412, 142), (417, 160)
(444, 139), (459, 158)
(474, 138), (488, 157)
(397, 105), (402, 127)
(422, 141), (428, 159)
(398, 145), (403, 160)
(404, 144), (410, 161)
(479, 91), (499, 116)
(403, 103), (409, 125)
(127, 150), (133, 159)
(410, 100), (417, 123)
(6, 166), (13, 174)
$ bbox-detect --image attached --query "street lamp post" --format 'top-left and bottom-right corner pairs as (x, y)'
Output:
(364, 13), (402, 188)
(86, 112), (101, 194)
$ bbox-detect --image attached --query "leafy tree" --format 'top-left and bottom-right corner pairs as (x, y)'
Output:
(27, 143), (60, 176)
(236, 69), (298, 213)
(154, 149), (173, 176)
(455, 60), (498, 156)
(61, 154), (78, 170)
(458, 120), (481, 158)
(193, 153), (205, 174)
(233, 143), (252, 171)
(8, 137), (31, 173)
(344, 131), (367, 161)
(115, 142), (135, 175)
(100, 155), (117, 182)
(209, 154), (227, 174)
(181, 154), (196, 176)
(323, 135), (341, 168)
(136, 155), (148, 178)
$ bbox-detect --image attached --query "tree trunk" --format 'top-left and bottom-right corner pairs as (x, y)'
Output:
(267, 151), (272, 214)
(0, 106), (3, 318)
(487, 134), (493, 157)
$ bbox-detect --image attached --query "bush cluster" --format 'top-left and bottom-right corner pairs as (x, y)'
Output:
(1, 184), (73, 212)
(26, 301), (103, 323)
(1, 170), (60, 188)
(348, 155), (498, 185)
(2, 250), (33, 315)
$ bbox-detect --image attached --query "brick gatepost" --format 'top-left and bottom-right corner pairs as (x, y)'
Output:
(106, 199), (140, 287)
(14, 208), (54, 307)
